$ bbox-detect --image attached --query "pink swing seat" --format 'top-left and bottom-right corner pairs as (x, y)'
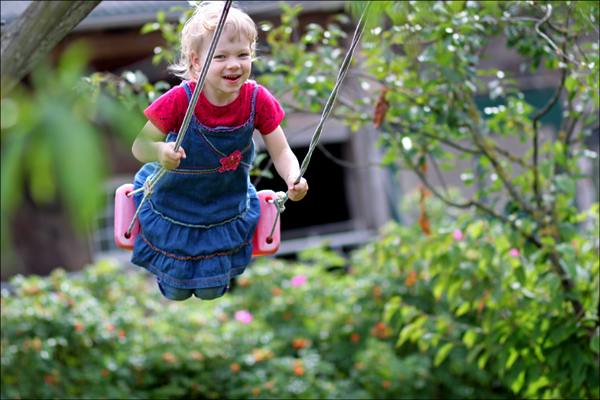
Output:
(114, 183), (281, 256)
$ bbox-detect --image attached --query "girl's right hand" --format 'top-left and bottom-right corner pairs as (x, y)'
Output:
(158, 142), (186, 169)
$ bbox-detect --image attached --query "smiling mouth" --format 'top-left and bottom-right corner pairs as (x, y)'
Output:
(223, 75), (241, 81)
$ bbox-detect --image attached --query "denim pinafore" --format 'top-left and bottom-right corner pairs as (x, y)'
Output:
(131, 81), (261, 289)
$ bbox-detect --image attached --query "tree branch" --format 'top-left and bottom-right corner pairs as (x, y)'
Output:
(392, 121), (483, 155)
(468, 124), (537, 217)
(396, 136), (542, 247)
(532, 67), (567, 210)
(534, 5), (581, 67)
(1, 1), (102, 98)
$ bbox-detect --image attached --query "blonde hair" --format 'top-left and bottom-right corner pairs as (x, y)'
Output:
(169, 1), (258, 81)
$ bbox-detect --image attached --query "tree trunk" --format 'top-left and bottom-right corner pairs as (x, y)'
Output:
(1, 1), (102, 98)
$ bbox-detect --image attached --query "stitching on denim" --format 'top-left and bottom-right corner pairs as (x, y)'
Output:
(198, 131), (226, 157)
(139, 232), (253, 261)
(133, 257), (248, 283)
(148, 196), (252, 228)
(167, 168), (221, 175)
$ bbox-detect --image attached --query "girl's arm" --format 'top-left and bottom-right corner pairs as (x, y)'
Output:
(262, 125), (308, 201)
(132, 121), (186, 169)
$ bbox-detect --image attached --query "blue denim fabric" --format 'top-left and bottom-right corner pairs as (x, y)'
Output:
(156, 277), (228, 301)
(131, 81), (261, 291)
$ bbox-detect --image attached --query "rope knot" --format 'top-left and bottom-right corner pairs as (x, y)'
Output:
(143, 179), (155, 198)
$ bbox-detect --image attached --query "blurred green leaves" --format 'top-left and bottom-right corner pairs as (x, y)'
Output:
(1, 41), (146, 255)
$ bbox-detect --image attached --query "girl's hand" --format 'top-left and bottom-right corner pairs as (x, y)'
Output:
(158, 142), (186, 169)
(287, 176), (308, 201)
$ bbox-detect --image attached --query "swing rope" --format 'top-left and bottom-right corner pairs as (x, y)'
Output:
(266, 1), (372, 241)
(124, 0), (372, 242)
(125, 0), (233, 236)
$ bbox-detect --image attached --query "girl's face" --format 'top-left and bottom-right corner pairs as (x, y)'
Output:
(192, 32), (253, 106)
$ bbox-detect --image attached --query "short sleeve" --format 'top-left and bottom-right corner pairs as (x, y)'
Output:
(254, 85), (285, 135)
(144, 85), (188, 134)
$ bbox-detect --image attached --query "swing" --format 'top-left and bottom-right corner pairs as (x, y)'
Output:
(114, 0), (371, 256)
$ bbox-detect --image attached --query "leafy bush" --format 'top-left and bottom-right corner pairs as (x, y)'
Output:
(2, 204), (515, 399)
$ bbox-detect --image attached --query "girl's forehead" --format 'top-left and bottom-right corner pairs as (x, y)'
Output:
(200, 30), (252, 52)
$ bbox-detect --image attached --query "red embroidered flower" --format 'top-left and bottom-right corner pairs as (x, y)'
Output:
(219, 150), (242, 172)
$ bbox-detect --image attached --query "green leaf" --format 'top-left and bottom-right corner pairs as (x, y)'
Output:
(462, 329), (478, 349)
(591, 334), (600, 354)
(434, 342), (454, 367)
(455, 302), (471, 317)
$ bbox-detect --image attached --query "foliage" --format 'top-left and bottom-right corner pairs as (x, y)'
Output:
(1, 211), (516, 399)
(0, 41), (146, 275)
(337, 2), (599, 398)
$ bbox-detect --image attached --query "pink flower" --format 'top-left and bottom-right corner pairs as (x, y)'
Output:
(219, 150), (242, 173)
(509, 248), (519, 257)
(453, 229), (463, 241)
(290, 275), (307, 287)
(234, 310), (253, 324)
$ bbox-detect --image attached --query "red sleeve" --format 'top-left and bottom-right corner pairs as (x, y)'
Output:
(144, 85), (188, 134)
(254, 85), (285, 135)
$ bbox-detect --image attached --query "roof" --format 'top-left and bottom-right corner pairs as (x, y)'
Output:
(1, 1), (346, 32)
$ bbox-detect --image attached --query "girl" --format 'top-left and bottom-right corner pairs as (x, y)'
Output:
(130, 1), (308, 301)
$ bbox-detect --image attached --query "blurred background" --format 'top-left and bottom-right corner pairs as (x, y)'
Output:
(1, 1), (598, 399)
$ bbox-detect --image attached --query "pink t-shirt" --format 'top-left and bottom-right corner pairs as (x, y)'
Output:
(144, 80), (284, 135)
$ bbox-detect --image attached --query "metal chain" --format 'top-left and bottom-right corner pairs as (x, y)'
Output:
(125, 0), (233, 236)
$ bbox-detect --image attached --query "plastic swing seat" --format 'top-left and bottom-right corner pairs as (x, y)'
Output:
(114, 183), (281, 256)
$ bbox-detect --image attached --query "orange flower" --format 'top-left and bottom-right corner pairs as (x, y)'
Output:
(117, 330), (127, 338)
(405, 270), (417, 287)
(190, 351), (203, 361)
(251, 388), (261, 396)
(136, 377), (143, 384)
(350, 333), (360, 343)
(354, 362), (364, 370)
(238, 277), (250, 287)
(376, 322), (386, 331)
(101, 369), (109, 377)
(191, 384), (199, 391)
(372, 285), (382, 299)
(293, 365), (305, 376)
(74, 322), (84, 332)
(271, 287), (283, 296)
(292, 338), (309, 349)
(230, 363), (241, 372)
(32, 337), (42, 352)
(106, 324), (115, 333)
(162, 352), (175, 363)
(44, 375), (53, 384)
(252, 348), (265, 362)
(264, 381), (275, 389)
(283, 312), (292, 320)
(382, 380), (391, 389)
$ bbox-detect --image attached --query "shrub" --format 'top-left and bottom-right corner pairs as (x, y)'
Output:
(1, 211), (513, 399)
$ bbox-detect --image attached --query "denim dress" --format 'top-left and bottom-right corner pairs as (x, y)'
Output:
(131, 81), (261, 289)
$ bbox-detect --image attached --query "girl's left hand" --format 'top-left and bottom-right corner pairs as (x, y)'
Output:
(287, 176), (308, 201)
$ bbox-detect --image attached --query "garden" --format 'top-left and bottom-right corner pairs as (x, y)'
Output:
(1, 1), (599, 399)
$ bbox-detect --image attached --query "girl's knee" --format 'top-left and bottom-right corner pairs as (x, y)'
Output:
(194, 284), (228, 300)
(157, 279), (193, 301)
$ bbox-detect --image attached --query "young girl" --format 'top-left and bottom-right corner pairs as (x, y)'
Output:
(130, 1), (308, 301)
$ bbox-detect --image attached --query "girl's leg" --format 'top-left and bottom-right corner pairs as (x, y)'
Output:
(193, 284), (229, 300)
(156, 277), (194, 301)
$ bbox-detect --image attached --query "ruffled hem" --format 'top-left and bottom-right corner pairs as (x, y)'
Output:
(130, 163), (260, 289)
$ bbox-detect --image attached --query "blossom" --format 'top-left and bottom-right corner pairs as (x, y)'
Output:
(453, 229), (463, 240)
(290, 275), (307, 287)
(219, 150), (242, 173)
(509, 248), (520, 257)
(234, 310), (253, 324)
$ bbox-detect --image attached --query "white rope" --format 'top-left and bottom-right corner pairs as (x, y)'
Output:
(126, 0), (233, 236)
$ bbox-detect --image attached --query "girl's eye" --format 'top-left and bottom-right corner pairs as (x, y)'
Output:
(214, 55), (225, 59)
(239, 53), (249, 57)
